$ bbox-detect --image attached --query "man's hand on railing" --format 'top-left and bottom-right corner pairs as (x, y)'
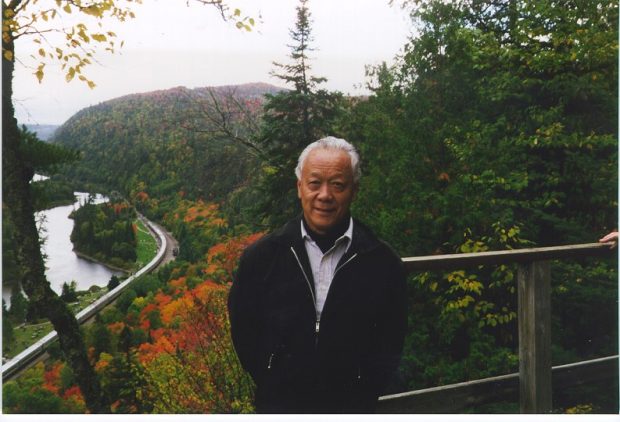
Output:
(598, 231), (618, 249)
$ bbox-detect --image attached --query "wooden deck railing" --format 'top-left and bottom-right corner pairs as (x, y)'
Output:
(378, 242), (617, 413)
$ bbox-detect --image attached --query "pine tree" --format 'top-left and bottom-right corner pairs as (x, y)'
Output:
(253, 0), (344, 228)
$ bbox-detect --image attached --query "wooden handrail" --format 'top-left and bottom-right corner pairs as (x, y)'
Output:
(377, 355), (619, 413)
(397, 241), (616, 413)
(402, 242), (615, 272)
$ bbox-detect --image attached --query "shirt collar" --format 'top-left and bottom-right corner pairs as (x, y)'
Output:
(300, 217), (354, 245)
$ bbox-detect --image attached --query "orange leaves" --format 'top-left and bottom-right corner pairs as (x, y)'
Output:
(438, 172), (451, 182)
(204, 232), (264, 283)
(94, 353), (113, 373)
(182, 201), (221, 225)
(111, 202), (128, 215)
(168, 276), (188, 291)
(138, 334), (176, 364)
(160, 294), (194, 327)
(135, 191), (149, 202)
(108, 220), (261, 411)
(193, 280), (224, 303)
(107, 321), (125, 335)
(170, 200), (228, 232)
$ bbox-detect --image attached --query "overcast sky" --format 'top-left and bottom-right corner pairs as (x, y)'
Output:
(12, 0), (413, 125)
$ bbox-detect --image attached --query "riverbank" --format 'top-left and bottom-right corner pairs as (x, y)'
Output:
(72, 249), (131, 273)
(35, 197), (76, 212)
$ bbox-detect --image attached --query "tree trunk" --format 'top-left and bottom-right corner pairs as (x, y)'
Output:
(2, 16), (109, 413)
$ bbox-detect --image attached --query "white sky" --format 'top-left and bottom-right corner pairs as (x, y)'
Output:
(12, 0), (414, 125)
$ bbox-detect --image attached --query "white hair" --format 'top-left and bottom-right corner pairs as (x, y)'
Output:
(295, 136), (361, 183)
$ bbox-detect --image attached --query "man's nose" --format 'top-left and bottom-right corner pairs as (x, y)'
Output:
(317, 183), (333, 200)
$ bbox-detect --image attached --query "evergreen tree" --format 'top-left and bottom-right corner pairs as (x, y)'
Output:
(107, 275), (120, 291)
(252, 0), (344, 228)
(3, 299), (15, 350)
(8, 289), (28, 324)
(60, 281), (78, 303)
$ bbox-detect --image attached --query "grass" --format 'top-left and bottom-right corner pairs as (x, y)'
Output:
(134, 218), (159, 270)
(3, 288), (107, 359)
(4, 321), (53, 359)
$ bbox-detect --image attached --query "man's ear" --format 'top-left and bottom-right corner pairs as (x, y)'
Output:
(352, 182), (359, 200)
(297, 179), (302, 199)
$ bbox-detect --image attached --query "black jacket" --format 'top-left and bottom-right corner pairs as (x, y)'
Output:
(228, 217), (407, 413)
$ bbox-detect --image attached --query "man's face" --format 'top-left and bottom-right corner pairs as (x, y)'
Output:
(297, 148), (357, 235)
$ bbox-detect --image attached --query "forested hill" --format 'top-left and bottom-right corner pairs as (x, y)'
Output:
(51, 82), (284, 205)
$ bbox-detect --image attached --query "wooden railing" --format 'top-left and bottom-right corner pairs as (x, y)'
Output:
(378, 242), (617, 413)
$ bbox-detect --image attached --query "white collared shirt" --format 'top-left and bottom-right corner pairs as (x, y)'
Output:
(300, 218), (354, 318)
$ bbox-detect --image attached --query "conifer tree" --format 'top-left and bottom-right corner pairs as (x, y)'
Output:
(253, 0), (344, 228)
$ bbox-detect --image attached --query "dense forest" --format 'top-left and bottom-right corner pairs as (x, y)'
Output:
(69, 199), (138, 270)
(3, 0), (617, 414)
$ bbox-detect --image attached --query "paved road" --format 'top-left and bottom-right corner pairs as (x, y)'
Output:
(142, 217), (179, 269)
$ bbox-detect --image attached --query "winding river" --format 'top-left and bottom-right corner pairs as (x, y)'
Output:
(2, 192), (125, 305)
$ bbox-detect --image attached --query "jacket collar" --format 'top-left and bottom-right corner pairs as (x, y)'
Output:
(271, 215), (381, 255)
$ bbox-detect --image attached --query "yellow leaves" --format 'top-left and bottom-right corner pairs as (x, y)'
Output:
(34, 64), (45, 83)
(66, 67), (75, 82)
(91, 33), (107, 42)
(83, 6), (104, 18)
(7, 1), (131, 91)
(232, 8), (256, 32)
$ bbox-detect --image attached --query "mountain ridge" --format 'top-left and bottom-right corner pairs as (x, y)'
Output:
(51, 82), (279, 202)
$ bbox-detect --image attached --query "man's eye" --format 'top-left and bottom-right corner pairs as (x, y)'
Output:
(309, 181), (320, 187)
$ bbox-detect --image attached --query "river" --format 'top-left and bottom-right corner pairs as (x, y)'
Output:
(2, 192), (125, 305)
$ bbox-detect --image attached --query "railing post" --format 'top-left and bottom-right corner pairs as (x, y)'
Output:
(517, 260), (552, 413)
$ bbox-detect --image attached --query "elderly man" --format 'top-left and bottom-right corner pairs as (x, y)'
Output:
(228, 136), (407, 413)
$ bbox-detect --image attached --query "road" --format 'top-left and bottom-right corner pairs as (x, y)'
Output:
(147, 218), (179, 269)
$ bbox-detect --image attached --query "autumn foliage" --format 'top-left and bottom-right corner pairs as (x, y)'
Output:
(4, 199), (258, 413)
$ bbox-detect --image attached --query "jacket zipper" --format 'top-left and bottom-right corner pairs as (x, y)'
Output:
(290, 247), (319, 341)
(333, 253), (358, 279)
(290, 247), (358, 347)
(267, 353), (275, 370)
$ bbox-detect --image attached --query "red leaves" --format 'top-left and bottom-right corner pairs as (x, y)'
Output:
(43, 362), (63, 394)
